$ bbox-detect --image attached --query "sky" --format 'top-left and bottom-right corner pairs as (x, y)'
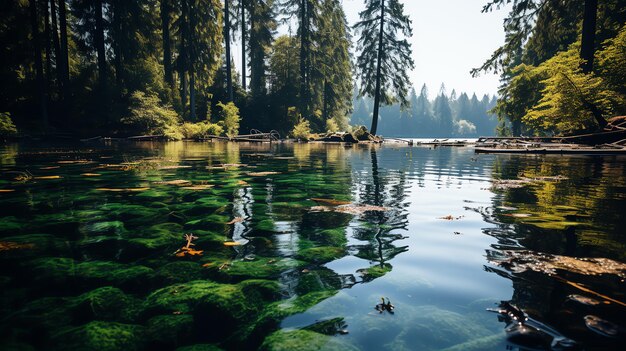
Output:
(231, 0), (509, 99)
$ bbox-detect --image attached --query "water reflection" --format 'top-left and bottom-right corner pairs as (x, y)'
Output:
(1, 142), (625, 350)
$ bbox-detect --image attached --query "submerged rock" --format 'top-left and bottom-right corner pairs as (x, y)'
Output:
(146, 314), (194, 349)
(296, 246), (345, 263)
(70, 286), (140, 323)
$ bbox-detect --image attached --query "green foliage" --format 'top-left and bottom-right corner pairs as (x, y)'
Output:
(121, 91), (180, 136)
(179, 121), (224, 139)
(0, 112), (17, 137)
(521, 32), (626, 134)
(325, 118), (339, 133)
(354, 0), (415, 108)
(291, 118), (312, 140)
(216, 102), (241, 137)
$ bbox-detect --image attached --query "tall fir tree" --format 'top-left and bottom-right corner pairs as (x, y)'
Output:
(354, 0), (414, 135)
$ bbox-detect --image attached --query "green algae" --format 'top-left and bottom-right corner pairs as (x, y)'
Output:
(51, 321), (145, 351)
(296, 246), (345, 263)
(156, 262), (204, 284)
(259, 330), (358, 351)
(175, 344), (224, 351)
(358, 263), (392, 281)
(205, 257), (304, 281)
(70, 287), (141, 323)
(145, 315), (194, 348)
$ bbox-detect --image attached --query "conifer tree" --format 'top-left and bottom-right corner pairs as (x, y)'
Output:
(354, 0), (414, 135)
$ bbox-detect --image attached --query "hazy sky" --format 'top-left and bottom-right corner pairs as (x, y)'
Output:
(343, 0), (508, 99)
(231, 0), (509, 99)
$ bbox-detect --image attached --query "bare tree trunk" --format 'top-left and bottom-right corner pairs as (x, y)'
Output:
(30, 0), (49, 131)
(371, 0), (385, 135)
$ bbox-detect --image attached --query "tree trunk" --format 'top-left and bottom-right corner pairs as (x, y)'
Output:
(190, 71), (196, 121)
(241, 0), (246, 91)
(30, 0), (49, 131)
(580, 0), (597, 74)
(225, 0), (233, 101)
(58, 0), (70, 94)
(161, 0), (173, 86)
(180, 0), (188, 117)
(112, 2), (123, 87)
(50, 0), (63, 94)
(299, 0), (308, 118)
(371, 0), (385, 135)
(94, 0), (107, 89)
(43, 0), (52, 87)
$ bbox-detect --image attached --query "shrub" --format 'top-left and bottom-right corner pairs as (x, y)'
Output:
(121, 91), (179, 135)
(291, 118), (311, 140)
(179, 122), (224, 139)
(0, 112), (17, 137)
(326, 118), (339, 133)
(216, 102), (240, 137)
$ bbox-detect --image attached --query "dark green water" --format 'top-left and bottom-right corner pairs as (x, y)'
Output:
(1, 141), (625, 351)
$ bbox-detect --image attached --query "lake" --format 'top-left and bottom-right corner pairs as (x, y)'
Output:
(1, 141), (625, 350)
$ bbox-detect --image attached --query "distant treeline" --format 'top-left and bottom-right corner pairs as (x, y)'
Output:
(350, 84), (498, 138)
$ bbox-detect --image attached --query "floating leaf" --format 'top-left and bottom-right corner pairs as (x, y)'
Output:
(0, 189), (15, 193)
(175, 247), (204, 257)
(237, 180), (249, 186)
(180, 185), (214, 191)
(0, 241), (34, 251)
(311, 198), (352, 206)
(310, 204), (390, 215)
(439, 215), (464, 220)
(57, 160), (91, 164)
(34, 175), (62, 180)
(221, 163), (247, 168)
(584, 315), (619, 338)
(226, 217), (244, 225)
(246, 171), (281, 177)
(491, 250), (626, 278)
(96, 187), (150, 192)
(39, 166), (60, 170)
(81, 173), (102, 177)
(158, 165), (192, 170)
(153, 179), (192, 186)
(223, 241), (242, 246)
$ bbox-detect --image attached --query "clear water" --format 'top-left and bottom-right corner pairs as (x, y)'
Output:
(1, 141), (624, 350)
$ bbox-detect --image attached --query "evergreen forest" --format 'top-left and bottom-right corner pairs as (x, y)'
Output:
(0, 0), (625, 139)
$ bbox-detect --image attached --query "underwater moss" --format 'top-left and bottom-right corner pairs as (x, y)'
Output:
(296, 247), (345, 263)
(259, 330), (358, 351)
(51, 321), (145, 351)
(69, 286), (140, 323)
(175, 344), (224, 351)
(145, 314), (194, 349)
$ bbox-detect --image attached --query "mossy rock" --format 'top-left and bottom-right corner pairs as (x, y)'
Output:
(145, 314), (194, 349)
(296, 247), (345, 263)
(205, 258), (303, 282)
(259, 330), (358, 351)
(184, 214), (230, 233)
(127, 222), (183, 250)
(155, 261), (204, 284)
(69, 286), (140, 323)
(357, 263), (392, 281)
(315, 228), (347, 247)
(10, 297), (74, 337)
(27, 257), (154, 292)
(135, 190), (173, 201)
(0, 216), (21, 234)
(175, 344), (224, 351)
(79, 221), (127, 236)
(236, 291), (338, 345)
(51, 321), (144, 351)
(295, 268), (342, 294)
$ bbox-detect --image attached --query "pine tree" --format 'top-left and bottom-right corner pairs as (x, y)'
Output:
(354, 0), (414, 135)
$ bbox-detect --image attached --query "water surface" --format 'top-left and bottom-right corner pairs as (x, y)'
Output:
(1, 141), (625, 350)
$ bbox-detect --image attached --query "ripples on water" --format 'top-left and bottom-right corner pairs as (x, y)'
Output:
(0, 141), (625, 350)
